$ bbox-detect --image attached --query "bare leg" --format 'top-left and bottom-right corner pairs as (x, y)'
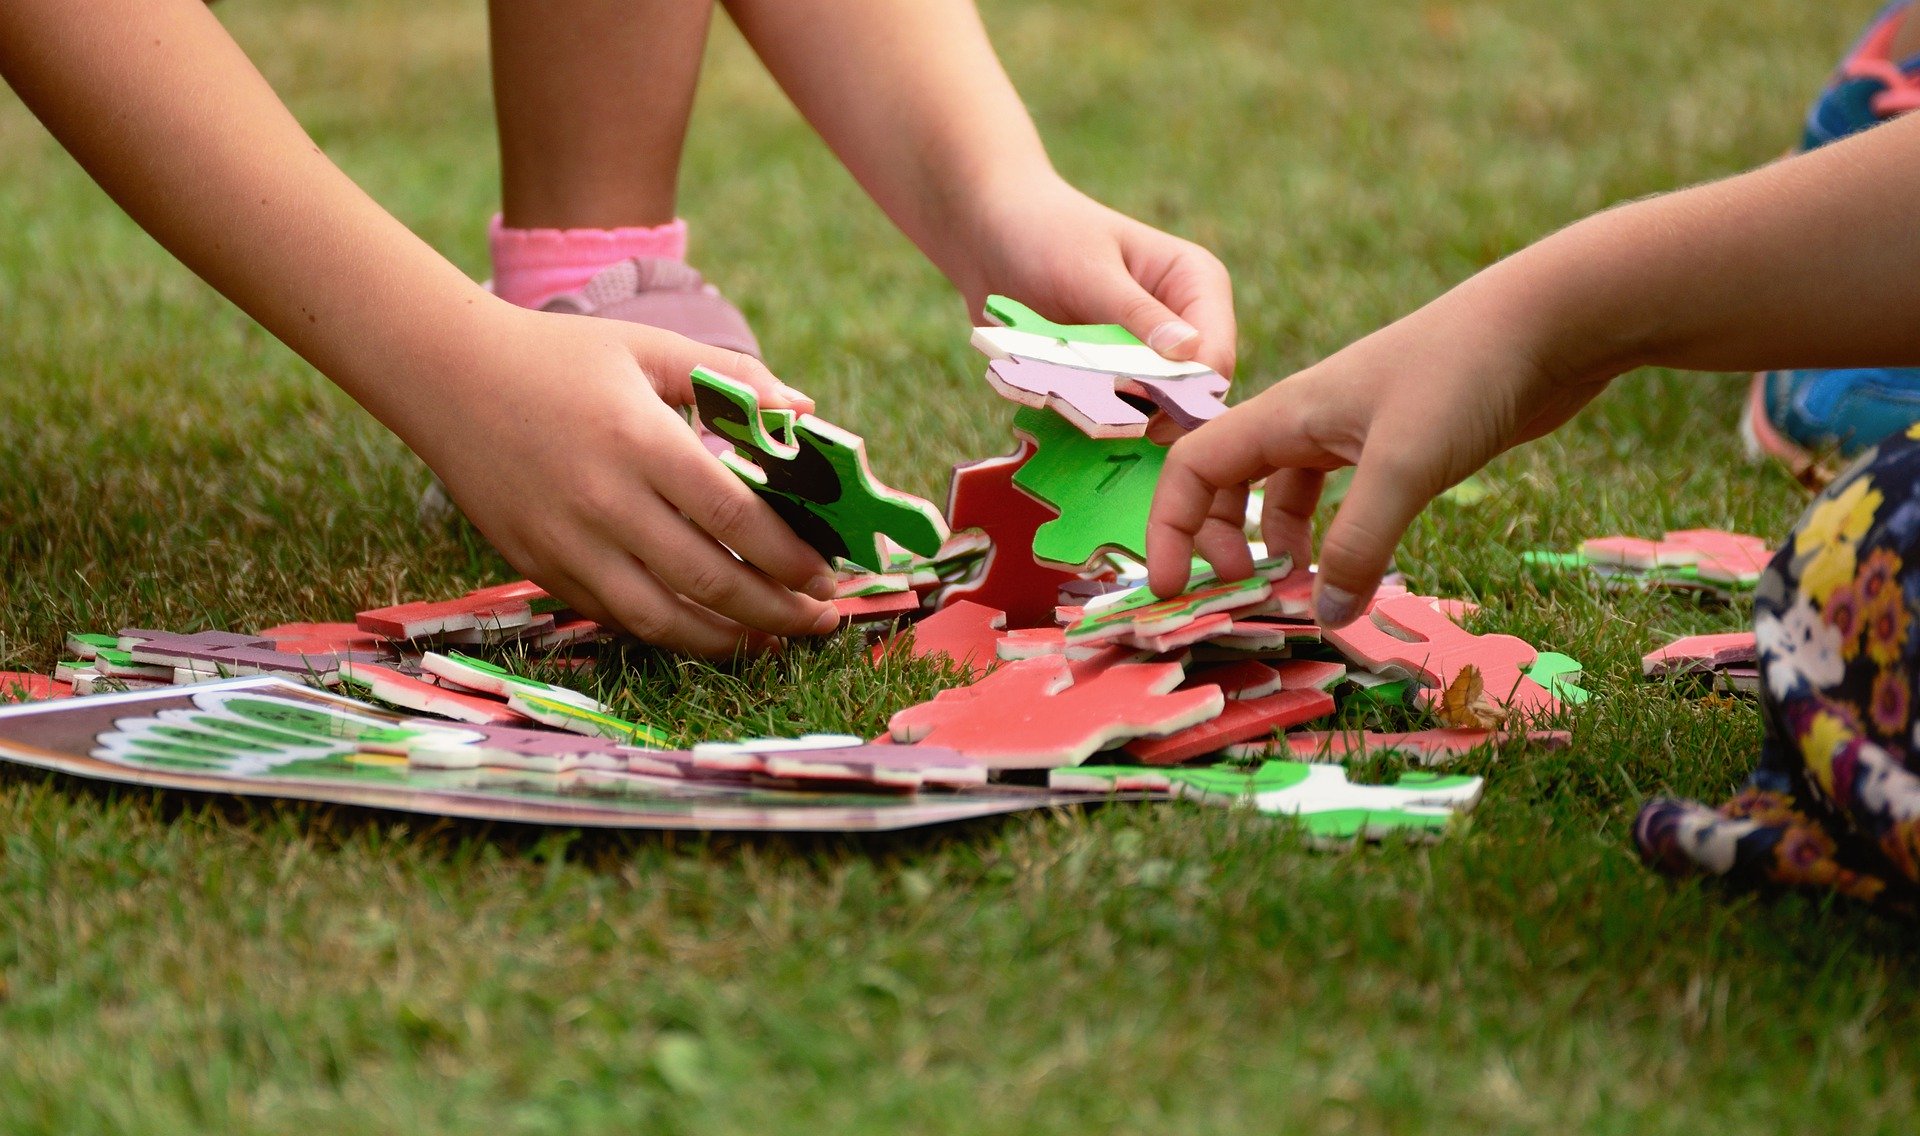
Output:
(489, 0), (713, 229)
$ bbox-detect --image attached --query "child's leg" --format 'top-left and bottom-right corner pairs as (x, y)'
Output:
(482, 0), (757, 360)
(1637, 429), (1920, 910)
(490, 0), (708, 231)
(1746, 4), (1920, 477)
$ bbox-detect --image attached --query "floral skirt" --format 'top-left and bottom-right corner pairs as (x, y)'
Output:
(1634, 427), (1920, 910)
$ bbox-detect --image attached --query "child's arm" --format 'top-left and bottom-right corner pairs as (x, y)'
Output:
(721, 0), (1237, 377)
(0, 0), (839, 655)
(1147, 111), (1920, 625)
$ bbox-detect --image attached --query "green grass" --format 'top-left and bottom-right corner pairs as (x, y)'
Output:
(2, 0), (1917, 1130)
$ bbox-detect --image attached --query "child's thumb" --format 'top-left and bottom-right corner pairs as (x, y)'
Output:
(1310, 457), (1428, 628)
(1091, 281), (1203, 362)
(638, 332), (813, 413)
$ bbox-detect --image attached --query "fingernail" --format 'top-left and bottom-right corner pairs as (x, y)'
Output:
(1315, 584), (1361, 628)
(811, 606), (843, 635)
(804, 574), (837, 601)
(1146, 320), (1200, 358)
(776, 383), (813, 406)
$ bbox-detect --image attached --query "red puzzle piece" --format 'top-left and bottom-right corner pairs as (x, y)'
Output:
(941, 440), (1081, 629)
(879, 600), (1006, 678)
(887, 654), (1224, 769)
(1323, 593), (1555, 719)
(833, 590), (920, 623)
(1123, 687), (1334, 765)
(1581, 529), (1772, 584)
(1642, 630), (1757, 677)
(0, 672), (73, 702)
(356, 592), (535, 640)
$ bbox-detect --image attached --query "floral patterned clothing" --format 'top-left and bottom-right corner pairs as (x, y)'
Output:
(1634, 425), (1920, 910)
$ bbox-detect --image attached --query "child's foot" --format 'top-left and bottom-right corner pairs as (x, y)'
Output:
(1746, 3), (1920, 482)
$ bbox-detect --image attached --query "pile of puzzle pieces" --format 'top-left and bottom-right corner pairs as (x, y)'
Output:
(1524, 529), (1773, 601)
(0, 297), (1632, 844)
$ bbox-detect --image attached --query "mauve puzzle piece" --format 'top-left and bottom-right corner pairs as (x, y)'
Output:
(882, 600), (1005, 679)
(692, 735), (987, 791)
(942, 438), (1080, 628)
(888, 653), (1224, 769)
(1011, 406), (1166, 569)
(1642, 630), (1757, 677)
(1581, 529), (1772, 585)
(1121, 373), (1230, 431)
(971, 325), (1214, 379)
(1323, 592), (1556, 720)
(986, 358), (1150, 438)
(692, 367), (948, 572)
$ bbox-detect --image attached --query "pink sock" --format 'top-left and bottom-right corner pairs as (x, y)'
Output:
(488, 215), (689, 309)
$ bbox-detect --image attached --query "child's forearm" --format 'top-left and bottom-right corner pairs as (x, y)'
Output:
(0, 0), (500, 449)
(1485, 112), (1920, 387)
(720, 0), (1056, 276)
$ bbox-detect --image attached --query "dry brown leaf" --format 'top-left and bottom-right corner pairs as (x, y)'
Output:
(1434, 664), (1509, 729)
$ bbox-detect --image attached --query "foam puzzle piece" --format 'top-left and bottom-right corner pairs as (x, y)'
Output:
(971, 326), (1215, 379)
(119, 628), (269, 651)
(1119, 372), (1231, 430)
(986, 358), (1151, 438)
(64, 632), (118, 660)
(1323, 592), (1555, 719)
(941, 438), (1081, 628)
(1119, 611), (1237, 653)
(256, 622), (390, 655)
(692, 367), (948, 572)
(1239, 727), (1574, 764)
(1273, 658), (1349, 691)
(419, 651), (600, 709)
(887, 601), (1005, 678)
(1180, 762), (1484, 843)
(983, 295), (1141, 345)
(1010, 406), (1167, 569)
(1524, 651), (1590, 704)
(833, 590), (921, 623)
(1122, 687), (1334, 765)
(1579, 529), (1772, 585)
(405, 722), (639, 774)
(337, 661), (532, 726)
(1186, 660), (1286, 700)
(691, 735), (987, 791)
(357, 593), (534, 641)
(1050, 760), (1484, 844)
(1064, 555), (1292, 646)
(0, 673), (73, 702)
(1642, 631), (1757, 677)
(887, 654), (1224, 769)
(506, 689), (671, 747)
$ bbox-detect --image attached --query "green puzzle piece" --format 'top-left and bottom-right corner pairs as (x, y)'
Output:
(1068, 760), (1482, 842)
(693, 368), (946, 573)
(983, 295), (1141, 346)
(1011, 405), (1166, 569)
(1524, 651), (1589, 704)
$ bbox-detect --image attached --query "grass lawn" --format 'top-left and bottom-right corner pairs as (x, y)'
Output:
(3, 0), (1917, 1130)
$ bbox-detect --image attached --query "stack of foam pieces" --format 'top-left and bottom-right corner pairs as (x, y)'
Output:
(1523, 529), (1772, 601)
(0, 296), (1629, 845)
(1642, 630), (1759, 695)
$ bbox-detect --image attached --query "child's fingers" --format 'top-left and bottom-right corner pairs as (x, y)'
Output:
(630, 329), (814, 413)
(1192, 484), (1256, 581)
(1146, 409), (1286, 596)
(1261, 466), (1325, 573)
(1153, 249), (1238, 378)
(573, 545), (779, 658)
(1310, 449), (1436, 627)
(606, 487), (838, 641)
(654, 438), (839, 602)
(1082, 271), (1202, 368)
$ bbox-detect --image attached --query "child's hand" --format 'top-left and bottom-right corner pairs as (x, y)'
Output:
(406, 306), (842, 657)
(1145, 279), (1611, 626)
(959, 174), (1237, 378)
